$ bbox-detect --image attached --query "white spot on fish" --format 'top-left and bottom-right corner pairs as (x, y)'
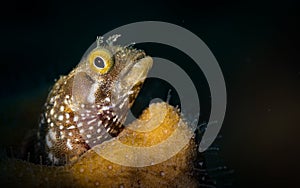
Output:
(50, 97), (54, 103)
(101, 106), (110, 111)
(48, 152), (53, 159)
(67, 125), (76, 129)
(46, 134), (52, 148)
(49, 129), (56, 141)
(73, 115), (79, 122)
(87, 119), (96, 125)
(66, 139), (73, 150)
(77, 122), (83, 127)
(60, 131), (65, 139)
(64, 99), (68, 105)
(50, 108), (54, 115)
(58, 115), (64, 121)
(103, 122), (108, 128)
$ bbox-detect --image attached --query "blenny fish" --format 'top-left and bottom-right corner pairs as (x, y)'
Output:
(36, 35), (153, 165)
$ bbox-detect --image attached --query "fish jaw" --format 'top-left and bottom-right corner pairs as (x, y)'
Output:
(111, 56), (153, 109)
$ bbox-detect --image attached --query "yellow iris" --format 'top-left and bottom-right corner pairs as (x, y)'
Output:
(88, 49), (113, 74)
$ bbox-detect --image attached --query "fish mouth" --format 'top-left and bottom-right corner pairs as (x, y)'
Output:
(111, 56), (153, 110)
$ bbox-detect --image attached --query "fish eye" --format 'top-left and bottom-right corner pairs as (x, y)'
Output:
(94, 56), (106, 69)
(89, 49), (113, 74)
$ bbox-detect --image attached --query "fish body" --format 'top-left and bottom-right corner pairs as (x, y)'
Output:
(37, 35), (153, 165)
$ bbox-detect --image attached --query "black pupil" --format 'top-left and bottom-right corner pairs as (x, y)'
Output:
(94, 57), (105, 68)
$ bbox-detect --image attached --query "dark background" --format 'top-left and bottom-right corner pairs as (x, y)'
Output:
(0, 0), (299, 187)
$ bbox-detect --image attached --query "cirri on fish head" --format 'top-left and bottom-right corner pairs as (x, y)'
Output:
(37, 35), (153, 165)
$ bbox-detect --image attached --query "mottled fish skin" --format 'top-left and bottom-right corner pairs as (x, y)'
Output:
(37, 35), (153, 165)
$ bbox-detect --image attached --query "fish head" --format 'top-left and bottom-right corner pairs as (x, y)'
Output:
(71, 36), (153, 131)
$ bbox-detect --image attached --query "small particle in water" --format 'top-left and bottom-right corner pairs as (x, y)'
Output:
(95, 181), (99, 186)
(199, 162), (203, 167)
(80, 168), (84, 173)
(160, 171), (165, 176)
(119, 184), (124, 188)
(108, 165), (112, 170)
